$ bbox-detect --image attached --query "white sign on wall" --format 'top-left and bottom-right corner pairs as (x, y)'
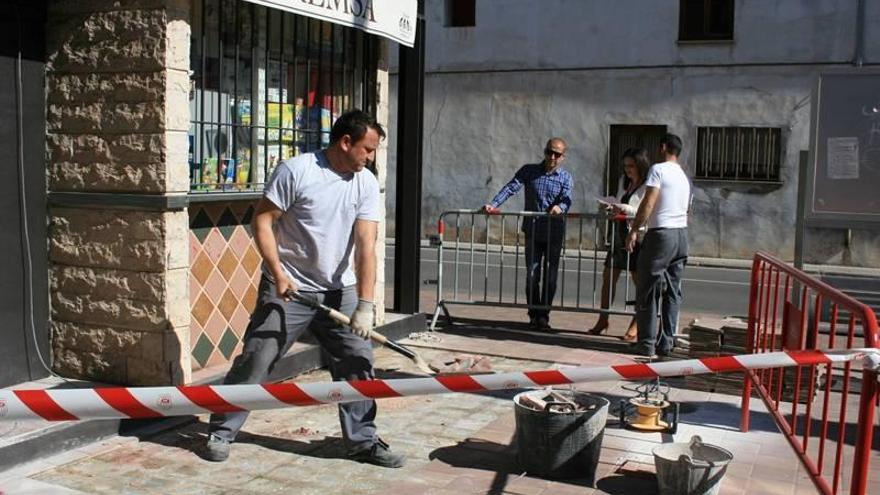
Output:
(826, 137), (859, 180)
(242, 0), (417, 47)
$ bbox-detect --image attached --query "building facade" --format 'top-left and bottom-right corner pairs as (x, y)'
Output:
(387, 0), (880, 266)
(3, 0), (397, 387)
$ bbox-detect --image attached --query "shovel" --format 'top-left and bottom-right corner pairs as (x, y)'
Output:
(287, 290), (434, 375)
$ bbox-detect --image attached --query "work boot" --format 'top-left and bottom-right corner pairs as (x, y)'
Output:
(536, 315), (551, 331)
(205, 434), (231, 462)
(627, 342), (655, 358)
(349, 438), (406, 468)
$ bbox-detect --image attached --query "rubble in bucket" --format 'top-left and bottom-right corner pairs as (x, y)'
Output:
(517, 388), (597, 414)
(513, 389), (610, 482)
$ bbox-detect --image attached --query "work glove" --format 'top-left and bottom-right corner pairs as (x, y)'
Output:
(349, 299), (375, 339)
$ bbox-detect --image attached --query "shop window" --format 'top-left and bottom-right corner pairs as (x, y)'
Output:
(679, 0), (734, 41)
(445, 0), (475, 27)
(189, 0), (378, 193)
(695, 127), (782, 182)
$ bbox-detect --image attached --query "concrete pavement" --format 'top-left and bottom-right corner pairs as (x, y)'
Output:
(0, 320), (838, 495)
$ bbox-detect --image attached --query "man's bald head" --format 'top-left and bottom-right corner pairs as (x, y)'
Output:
(543, 138), (567, 170)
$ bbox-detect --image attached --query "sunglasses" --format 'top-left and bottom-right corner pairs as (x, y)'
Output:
(544, 149), (564, 159)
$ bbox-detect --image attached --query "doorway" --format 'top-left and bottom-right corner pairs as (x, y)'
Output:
(606, 125), (667, 196)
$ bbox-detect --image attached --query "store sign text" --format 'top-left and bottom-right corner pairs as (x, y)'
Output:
(300, 0), (376, 22)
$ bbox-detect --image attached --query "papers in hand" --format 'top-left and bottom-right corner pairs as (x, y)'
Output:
(595, 195), (618, 208)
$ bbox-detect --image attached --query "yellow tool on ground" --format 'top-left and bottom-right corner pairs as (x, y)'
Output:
(618, 379), (679, 433)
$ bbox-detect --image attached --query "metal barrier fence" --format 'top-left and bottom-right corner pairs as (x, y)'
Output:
(739, 252), (879, 495)
(429, 210), (635, 330)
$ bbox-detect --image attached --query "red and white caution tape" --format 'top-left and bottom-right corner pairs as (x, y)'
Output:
(1, 348), (877, 422)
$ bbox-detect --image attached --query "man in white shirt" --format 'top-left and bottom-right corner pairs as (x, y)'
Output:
(205, 110), (405, 468)
(625, 134), (691, 358)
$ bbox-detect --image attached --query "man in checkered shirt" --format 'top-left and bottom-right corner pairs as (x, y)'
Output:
(483, 138), (573, 330)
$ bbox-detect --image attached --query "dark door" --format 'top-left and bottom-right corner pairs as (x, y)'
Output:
(606, 125), (667, 196)
(0, 2), (50, 387)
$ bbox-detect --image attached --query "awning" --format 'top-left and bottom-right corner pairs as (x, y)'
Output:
(242, 0), (417, 47)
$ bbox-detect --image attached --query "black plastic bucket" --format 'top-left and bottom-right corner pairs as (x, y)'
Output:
(513, 390), (609, 482)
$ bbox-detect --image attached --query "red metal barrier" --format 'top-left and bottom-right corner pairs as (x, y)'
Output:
(740, 252), (879, 495)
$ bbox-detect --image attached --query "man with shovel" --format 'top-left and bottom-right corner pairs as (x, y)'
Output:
(205, 110), (405, 468)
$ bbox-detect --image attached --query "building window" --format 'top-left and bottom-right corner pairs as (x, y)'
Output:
(679, 0), (734, 41)
(189, 0), (378, 193)
(445, 0), (475, 27)
(695, 127), (783, 182)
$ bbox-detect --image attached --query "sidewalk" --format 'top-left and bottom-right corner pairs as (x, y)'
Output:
(0, 320), (831, 494)
(0, 314), (424, 475)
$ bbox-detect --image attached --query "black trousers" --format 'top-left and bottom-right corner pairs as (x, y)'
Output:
(635, 228), (688, 355)
(524, 234), (563, 320)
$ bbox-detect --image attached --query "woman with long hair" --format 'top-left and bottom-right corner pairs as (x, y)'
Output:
(588, 147), (651, 341)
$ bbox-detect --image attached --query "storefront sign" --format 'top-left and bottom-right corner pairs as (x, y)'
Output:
(243, 0), (416, 47)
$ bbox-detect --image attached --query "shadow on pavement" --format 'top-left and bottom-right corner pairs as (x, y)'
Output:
(595, 472), (658, 494)
(429, 437), (596, 494)
(135, 419), (353, 463)
(436, 316), (632, 354)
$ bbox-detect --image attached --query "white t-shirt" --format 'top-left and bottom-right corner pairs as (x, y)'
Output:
(262, 151), (381, 291)
(644, 161), (691, 229)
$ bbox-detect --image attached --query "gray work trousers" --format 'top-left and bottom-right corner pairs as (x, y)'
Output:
(635, 228), (688, 355)
(209, 276), (377, 454)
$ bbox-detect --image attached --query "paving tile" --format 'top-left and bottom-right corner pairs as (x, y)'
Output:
(723, 461), (754, 479)
(752, 463), (799, 483)
(538, 481), (596, 495)
(747, 478), (799, 495)
(386, 480), (433, 495)
(12, 327), (868, 494)
(443, 474), (504, 493)
(0, 477), (90, 493)
(503, 475), (552, 494)
(717, 481), (748, 495)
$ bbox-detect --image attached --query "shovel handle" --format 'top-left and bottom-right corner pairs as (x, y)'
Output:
(286, 290), (432, 374)
(287, 291), (392, 347)
(287, 291), (351, 325)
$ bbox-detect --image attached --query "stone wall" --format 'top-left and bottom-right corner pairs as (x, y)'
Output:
(46, 0), (191, 385)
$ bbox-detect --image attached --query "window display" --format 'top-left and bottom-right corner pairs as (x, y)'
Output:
(188, 0), (378, 193)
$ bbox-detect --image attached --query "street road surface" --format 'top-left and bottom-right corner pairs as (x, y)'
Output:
(385, 246), (751, 317)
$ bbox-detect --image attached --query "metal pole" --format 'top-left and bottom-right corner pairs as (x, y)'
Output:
(499, 215), (505, 303)
(484, 214), (490, 302)
(853, 0), (866, 67)
(514, 216), (521, 304)
(576, 218), (584, 308)
(794, 150), (808, 270)
(393, 0), (425, 314)
(453, 214), (460, 300)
